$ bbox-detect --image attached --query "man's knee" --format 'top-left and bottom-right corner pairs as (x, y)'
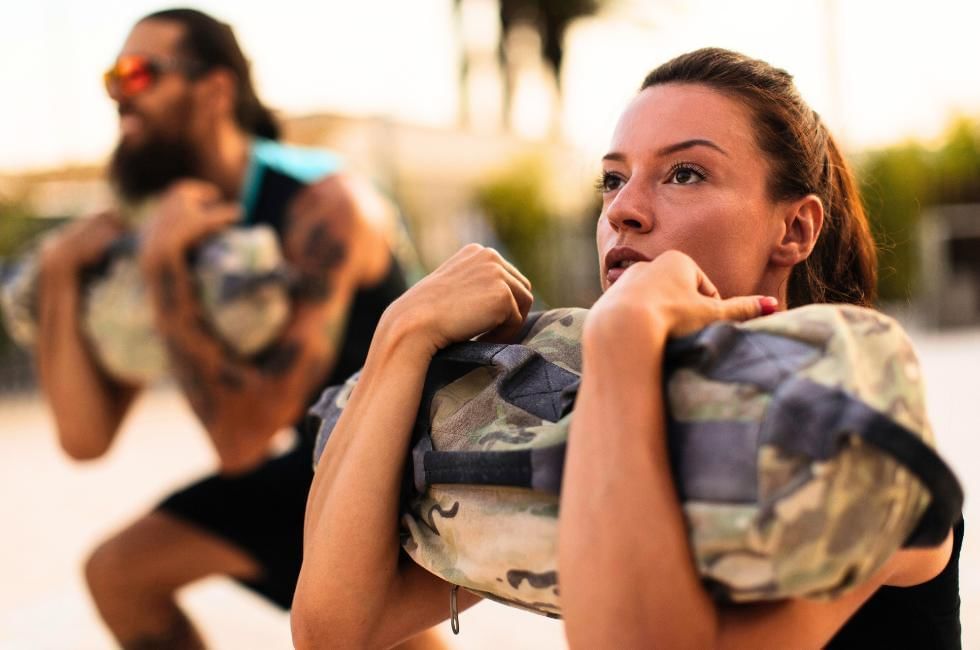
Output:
(84, 533), (145, 603)
(85, 510), (261, 606)
(84, 515), (178, 604)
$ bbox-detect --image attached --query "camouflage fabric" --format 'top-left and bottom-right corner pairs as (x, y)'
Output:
(0, 252), (40, 348)
(0, 225), (291, 384)
(310, 305), (961, 615)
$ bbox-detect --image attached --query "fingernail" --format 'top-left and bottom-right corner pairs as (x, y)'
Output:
(759, 296), (779, 315)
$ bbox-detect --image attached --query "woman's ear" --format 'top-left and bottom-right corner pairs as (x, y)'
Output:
(770, 195), (824, 267)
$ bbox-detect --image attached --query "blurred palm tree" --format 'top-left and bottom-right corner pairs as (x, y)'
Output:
(497, 0), (603, 86)
(455, 0), (608, 131)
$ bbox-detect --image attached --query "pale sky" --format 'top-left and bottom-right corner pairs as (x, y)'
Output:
(1, 0), (978, 172)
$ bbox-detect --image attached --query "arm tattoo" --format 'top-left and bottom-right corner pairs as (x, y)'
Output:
(303, 222), (348, 270)
(165, 338), (216, 426)
(255, 339), (301, 376)
(291, 274), (332, 302)
(157, 264), (178, 312)
(292, 221), (348, 303)
(217, 362), (246, 391)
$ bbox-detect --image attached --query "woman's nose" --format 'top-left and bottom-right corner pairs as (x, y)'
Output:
(604, 181), (654, 233)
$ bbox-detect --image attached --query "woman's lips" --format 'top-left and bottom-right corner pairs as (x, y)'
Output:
(604, 247), (650, 285)
(606, 263), (634, 284)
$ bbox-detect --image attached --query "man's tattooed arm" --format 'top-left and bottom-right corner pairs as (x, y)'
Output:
(142, 177), (365, 473)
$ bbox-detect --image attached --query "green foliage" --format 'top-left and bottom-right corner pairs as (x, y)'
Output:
(933, 118), (980, 203)
(475, 156), (556, 301)
(0, 200), (56, 258)
(859, 143), (931, 301)
(858, 117), (980, 301)
(0, 198), (62, 357)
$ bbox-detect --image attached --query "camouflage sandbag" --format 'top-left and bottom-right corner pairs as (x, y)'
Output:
(0, 225), (291, 384)
(309, 305), (963, 616)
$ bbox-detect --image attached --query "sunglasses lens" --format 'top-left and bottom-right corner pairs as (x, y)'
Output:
(105, 56), (156, 98)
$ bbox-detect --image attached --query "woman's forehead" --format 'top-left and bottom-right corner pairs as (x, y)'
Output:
(609, 83), (758, 160)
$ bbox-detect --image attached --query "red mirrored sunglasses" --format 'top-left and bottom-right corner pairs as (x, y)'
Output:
(103, 54), (200, 99)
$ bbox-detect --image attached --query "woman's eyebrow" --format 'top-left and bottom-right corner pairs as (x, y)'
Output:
(657, 139), (729, 157)
(602, 139), (729, 164)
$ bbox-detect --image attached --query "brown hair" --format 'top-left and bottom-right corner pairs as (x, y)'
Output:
(642, 48), (877, 307)
(143, 8), (280, 141)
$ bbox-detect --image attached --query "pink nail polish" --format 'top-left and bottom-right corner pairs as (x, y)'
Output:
(759, 297), (778, 315)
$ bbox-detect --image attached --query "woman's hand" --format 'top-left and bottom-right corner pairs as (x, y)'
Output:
(588, 250), (776, 345)
(380, 243), (534, 357)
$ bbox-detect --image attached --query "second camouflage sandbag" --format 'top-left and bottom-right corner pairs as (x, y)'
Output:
(0, 225), (291, 384)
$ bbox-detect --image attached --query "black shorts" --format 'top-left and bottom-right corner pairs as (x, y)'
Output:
(156, 433), (315, 609)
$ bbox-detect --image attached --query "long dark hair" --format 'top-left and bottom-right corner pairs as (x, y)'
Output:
(142, 8), (280, 141)
(642, 48), (877, 307)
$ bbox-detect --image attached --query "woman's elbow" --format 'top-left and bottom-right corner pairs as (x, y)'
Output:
(290, 607), (322, 650)
(291, 581), (359, 650)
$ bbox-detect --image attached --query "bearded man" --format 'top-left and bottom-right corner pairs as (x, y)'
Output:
(35, 9), (442, 649)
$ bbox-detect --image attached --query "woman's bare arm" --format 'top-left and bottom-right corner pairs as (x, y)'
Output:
(559, 251), (952, 649)
(292, 244), (532, 649)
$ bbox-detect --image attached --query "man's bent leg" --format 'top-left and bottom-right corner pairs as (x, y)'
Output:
(85, 511), (261, 650)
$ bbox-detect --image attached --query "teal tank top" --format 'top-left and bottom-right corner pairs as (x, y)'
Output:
(241, 139), (343, 224)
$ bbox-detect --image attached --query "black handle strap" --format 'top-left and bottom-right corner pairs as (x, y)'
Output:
(761, 376), (964, 548)
(413, 442), (567, 495)
(409, 312), (579, 497)
(862, 417), (965, 547)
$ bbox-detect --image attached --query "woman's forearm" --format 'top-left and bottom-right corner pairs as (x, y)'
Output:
(559, 315), (718, 649)
(293, 314), (441, 648)
(294, 245), (530, 648)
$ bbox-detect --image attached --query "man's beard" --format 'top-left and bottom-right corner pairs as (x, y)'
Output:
(108, 104), (203, 203)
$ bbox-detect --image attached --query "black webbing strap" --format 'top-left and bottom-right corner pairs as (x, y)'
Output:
(415, 442), (568, 495)
(408, 312), (574, 497)
(760, 376), (964, 548)
(863, 415), (965, 547)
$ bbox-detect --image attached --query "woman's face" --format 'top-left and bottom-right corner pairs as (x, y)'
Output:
(596, 82), (786, 297)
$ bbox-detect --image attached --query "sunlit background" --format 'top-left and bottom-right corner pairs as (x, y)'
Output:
(1, 1), (979, 648)
(4, 0), (980, 167)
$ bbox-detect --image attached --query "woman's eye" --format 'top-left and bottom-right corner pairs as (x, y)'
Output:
(597, 172), (625, 193)
(668, 164), (707, 185)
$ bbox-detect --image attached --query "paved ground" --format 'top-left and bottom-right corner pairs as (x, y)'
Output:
(0, 324), (976, 649)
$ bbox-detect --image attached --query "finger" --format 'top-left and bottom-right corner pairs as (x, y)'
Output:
(203, 204), (242, 231)
(482, 272), (534, 342)
(485, 247), (532, 292)
(694, 267), (721, 299)
(496, 263), (533, 316)
(436, 243), (483, 276)
(480, 292), (526, 343)
(210, 203), (241, 223)
(717, 295), (777, 322)
(172, 178), (222, 204)
(93, 210), (126, 230)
